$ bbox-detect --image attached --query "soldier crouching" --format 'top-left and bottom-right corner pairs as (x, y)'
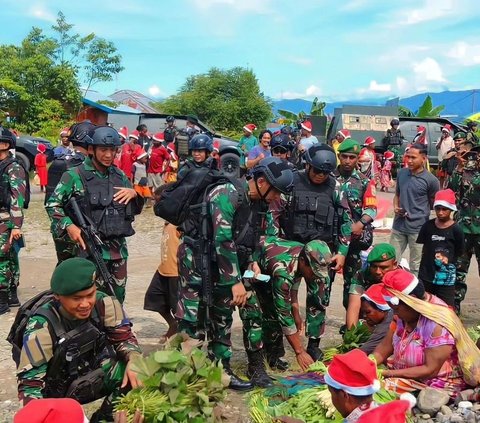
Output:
(14, 258), (142, 422)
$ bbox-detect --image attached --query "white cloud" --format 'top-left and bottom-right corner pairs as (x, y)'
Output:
(148, 84), (163, 97)
(398, 0), (454, 25)
(368, 80), (391, 92)
(275, 85), (321, 99)
(28, 4), (55, 21)
(413, 57), (446, 83)
(306, 85), (322, 96)
(446, 41), (480, 66)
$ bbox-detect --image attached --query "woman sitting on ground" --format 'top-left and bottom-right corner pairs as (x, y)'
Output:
(373, 269), (480, 397)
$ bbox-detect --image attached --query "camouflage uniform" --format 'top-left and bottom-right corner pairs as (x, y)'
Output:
(333, 168), (377, 309)
(176, 181), (264, 361)
(258, 236), (332, 338)
(17, 291), (141, 402)
(448, 166), (480, 308)
(348, 266), (378, 297)
(45, 157), (141, 303)
(0, 156), (26, 293)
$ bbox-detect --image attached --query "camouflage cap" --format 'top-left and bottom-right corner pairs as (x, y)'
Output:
(304, 240), (332, 278)
(51, 258), (96, 296)
(337, 139), (361, 155)
(367, 243), (396, 263)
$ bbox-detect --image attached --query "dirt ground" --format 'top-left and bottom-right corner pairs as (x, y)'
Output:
(0, 188), (479, 421)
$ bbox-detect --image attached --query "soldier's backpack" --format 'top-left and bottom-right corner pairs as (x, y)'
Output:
(154, 161), (241, 226)
(0, 156), (30, 209)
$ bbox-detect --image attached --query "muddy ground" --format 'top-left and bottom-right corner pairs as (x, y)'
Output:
(0, 188), (478, 422)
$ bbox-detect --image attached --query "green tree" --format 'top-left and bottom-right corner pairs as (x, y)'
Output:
(161, 67), (272, 133)
(398, 95), (445, 118)
(277, 97), (327, 124)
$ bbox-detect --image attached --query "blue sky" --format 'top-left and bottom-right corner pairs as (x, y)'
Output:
(2, 0), (480, 102)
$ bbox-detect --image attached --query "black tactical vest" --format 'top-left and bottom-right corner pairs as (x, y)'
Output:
(383, 129), (403, 147)
(281, 171), (336, 244)
(45, 152), (85, 204)
(77, 165), (135, 240)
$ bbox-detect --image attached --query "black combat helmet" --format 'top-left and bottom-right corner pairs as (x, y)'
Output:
(391, 118), (400, 126)
(304, 144), (336, 173)
(89, 126), (121, 147)
(166, 116), (175, 123)
(0, 126), (16, 149)
(280, 126), (293, 136)
(69, 121), (96, 147)
(189, 134), (213, 152)
(252, 157), (294, 195)
(270, 134), (291, 151)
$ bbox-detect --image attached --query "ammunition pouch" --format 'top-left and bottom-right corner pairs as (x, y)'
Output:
(65, 367), (106, 404)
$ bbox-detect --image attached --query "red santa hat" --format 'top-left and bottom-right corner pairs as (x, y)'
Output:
(213, 139), (220, 153)
(152, 132), (165, 142)
(13, 398), (88, 423)
(357, 395), (416, 423)
(243, 123), (257, 133)
(441, 124), (452, 133)
(433, 189), (457, 211)
(324, 349), (380, 395)
(60, 127), (69, 137)
(384, 151), (395, 160)
(364, 136), (376, 146)
(129, 129), (139, 140)
(381, 269), (419, 305)
(362, 283), (391, 311)
(337, 128), (351, 140)
(37, 143), (46, 153)
(167, 142), (176, 153)
(118, 126), (129, 140)
(137, 149), (148, 160)
(301, 120), (313, 132)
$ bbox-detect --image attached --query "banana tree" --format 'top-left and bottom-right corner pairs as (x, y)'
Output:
(277, 97), (326, 124)
(310, 97), (326, 116)
(398, 95), (445, 118)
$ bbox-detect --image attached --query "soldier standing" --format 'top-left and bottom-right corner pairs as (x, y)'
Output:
(466, 121), (479, 147)
(273, 144), (353, 359)
(333, 139), (377, 311)
(448, 145), (480, 313)
(382, 118), (404, 173)
(45, 126), (144, 303)
(176, 157), (294, 390)
(0, 127), (27, 314)
(14, 258), (142, 422)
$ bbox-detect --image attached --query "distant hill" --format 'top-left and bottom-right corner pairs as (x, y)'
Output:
(273, 89), (479, 121)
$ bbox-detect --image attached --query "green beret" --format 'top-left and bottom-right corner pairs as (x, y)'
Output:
(453, 132), (466, 140)
(337, 139), (361, 155)
(304, 240), (332, 278)
(367, 243), (396, 263)
(51, 258), (96, 295)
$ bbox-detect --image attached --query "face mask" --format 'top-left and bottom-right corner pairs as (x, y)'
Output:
(434, 258), (444, 267)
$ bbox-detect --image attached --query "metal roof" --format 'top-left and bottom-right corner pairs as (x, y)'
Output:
(82, 89), (142, 115)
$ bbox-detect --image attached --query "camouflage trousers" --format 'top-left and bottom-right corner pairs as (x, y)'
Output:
(341, 248), (363, 310)
(305, 271), (331, 339)
(176, 243), (264, 362)
(0, 227), (20, 292)
(53, 236), (78, 265)
(94, 258), (128, 304)
(455, 234), (480, 308)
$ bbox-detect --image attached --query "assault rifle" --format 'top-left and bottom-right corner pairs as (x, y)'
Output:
(324, 209), (340, 307)
(67, 197), (117, 297)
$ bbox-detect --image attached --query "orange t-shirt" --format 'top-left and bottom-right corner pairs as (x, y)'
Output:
(158, 223), (180, 277)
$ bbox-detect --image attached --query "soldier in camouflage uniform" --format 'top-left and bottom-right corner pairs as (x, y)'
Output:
(0, 126), (27, 314)
(258, 236), (332, 370)
(448, 145), (480, 313)
(382, 118), (404, 173)
(272, 144), (353, 359)
(345, 243), (398, 328)
(15, 258), (142, 422)
(176, 157), (294, 390)
(45, 127), (144, 303)
(333, 139), (377, 310)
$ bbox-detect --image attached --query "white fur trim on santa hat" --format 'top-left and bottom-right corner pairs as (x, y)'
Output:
(433, 199), (457, 211)
(361, 293), (391, 311)
(301, 121), (312, 132)
(402, 274), (419, 295)
(324, 371), (380, 396)
(400, 392), (417, 409)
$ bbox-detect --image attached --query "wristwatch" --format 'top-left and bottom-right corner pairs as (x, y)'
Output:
(359, 217), (369, 227)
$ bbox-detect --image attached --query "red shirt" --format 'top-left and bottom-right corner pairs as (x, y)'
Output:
(148, 145), (170, 174)
(119, 143), (142, 178)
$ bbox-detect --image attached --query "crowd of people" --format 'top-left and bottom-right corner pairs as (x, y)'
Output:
(0, 114), (479, 422)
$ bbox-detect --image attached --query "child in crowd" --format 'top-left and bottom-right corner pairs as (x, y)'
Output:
(131, 150), (151, 199)
(34, 143), (48, 193)
(380, 151), (394, 192)
(144, 184), (180, 342)
(416, 189), (465, 307)
(374, 153), (382, 188)
(163, 142), (179, 183)
(359, 284), (393, 354)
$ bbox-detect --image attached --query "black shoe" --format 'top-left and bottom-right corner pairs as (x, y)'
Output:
(268, 356), (289, 371)
(247, 351), (274, 388)
(0, 291), (10, 315)
(8, 285), (20, 307)
(223, 365), (253, 391)
(306, 338), (324, 361)
(90, 396), (114, 422)
(339, 324), (346, 335)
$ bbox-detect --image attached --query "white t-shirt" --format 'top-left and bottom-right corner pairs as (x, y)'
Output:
(299, 134), (319, 150)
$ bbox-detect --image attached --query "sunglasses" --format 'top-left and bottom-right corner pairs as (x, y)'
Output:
(311, 167), (329, 175)
(272, 146), (288, 154)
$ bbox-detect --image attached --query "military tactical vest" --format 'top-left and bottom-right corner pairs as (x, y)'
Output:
(44, 152), (85, 204)
(383, 129), (403, 147)
(281, 171), (336, 244)
(76, 165), (135, 240)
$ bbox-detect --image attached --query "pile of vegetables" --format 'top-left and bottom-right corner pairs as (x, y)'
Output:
(467, 325), (480, 343)
(323, 322), (371, 362)
(114, 338), (228, 423)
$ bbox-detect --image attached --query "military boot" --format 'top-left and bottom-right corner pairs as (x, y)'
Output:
(8, 285), (21, 307)
(247, 351), (273, 388)
(90, 396), (114, 423)
(0, 290), (10, 315)
(223, 362), (253, 391)
(306, 338), (323, 361)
